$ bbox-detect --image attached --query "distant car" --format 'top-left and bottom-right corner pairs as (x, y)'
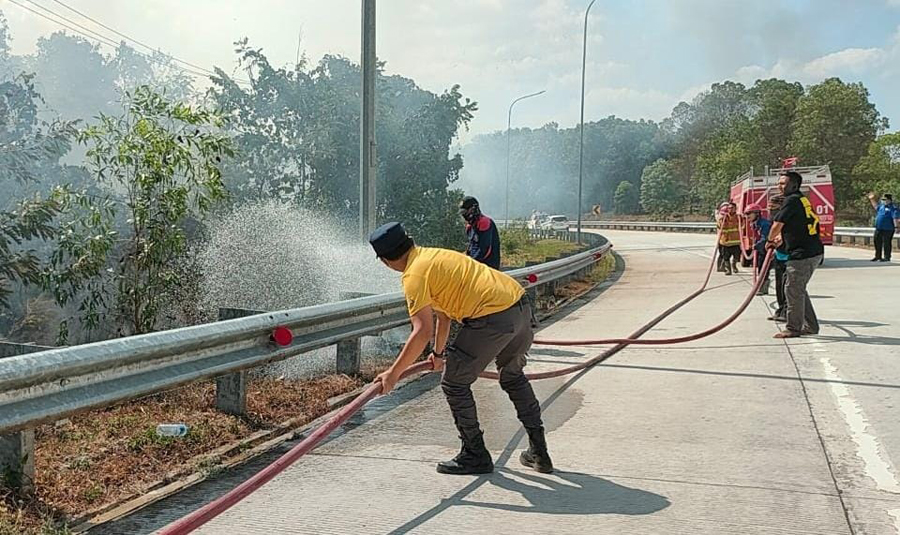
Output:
(543, 215), (569, 231)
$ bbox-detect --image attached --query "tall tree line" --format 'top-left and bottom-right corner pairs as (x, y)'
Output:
(460, 77), (893, 221)
(0, 13), (475, 343)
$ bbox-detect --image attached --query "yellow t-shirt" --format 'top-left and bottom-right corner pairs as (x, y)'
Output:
(401, 246), (525, 322)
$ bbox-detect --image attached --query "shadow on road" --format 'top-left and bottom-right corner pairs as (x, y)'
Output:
(466, 469), (670, 516)
(819, 258), (899, 269)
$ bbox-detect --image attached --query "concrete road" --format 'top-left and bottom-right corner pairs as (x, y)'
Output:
(130, 230), (900, 535)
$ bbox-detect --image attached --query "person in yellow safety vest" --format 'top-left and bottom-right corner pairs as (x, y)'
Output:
(717, 202), (742, 276)
(714, 201), (729, 272)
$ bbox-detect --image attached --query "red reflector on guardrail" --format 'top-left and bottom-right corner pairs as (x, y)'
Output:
(526, 274), (538, 284)
(271, 327), (293, 347)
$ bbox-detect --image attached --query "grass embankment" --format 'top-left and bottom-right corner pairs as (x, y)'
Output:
(1, 363), (390, 534)
(500, 226), (581, 268)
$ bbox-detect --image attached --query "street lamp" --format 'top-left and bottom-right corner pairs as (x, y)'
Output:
(506, 90), (546, 227)
(577, 0), (597, 244)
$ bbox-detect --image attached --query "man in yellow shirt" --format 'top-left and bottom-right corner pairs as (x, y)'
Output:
(369, 222), (552, 475)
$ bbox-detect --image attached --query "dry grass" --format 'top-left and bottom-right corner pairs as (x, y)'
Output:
(547, 253), (616, 304)
(1, 366), (395, 533)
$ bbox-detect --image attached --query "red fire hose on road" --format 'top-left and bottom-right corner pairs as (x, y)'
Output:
(161, 234), (770, 534)
(530, 250), (772, 349)
(160, 361), (432, 535)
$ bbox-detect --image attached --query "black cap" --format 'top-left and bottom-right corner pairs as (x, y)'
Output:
(459, 196), (479, 211)
(369, 222), (410, 258)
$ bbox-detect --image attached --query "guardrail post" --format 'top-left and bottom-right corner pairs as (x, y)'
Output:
(215, 372), (246, 417)
(336, 292), (374, 375)
(0, 430), (34, 493)
(0, 342), (53, 492)
(215, 308), (264, 416)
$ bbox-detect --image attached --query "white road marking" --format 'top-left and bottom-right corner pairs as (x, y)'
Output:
(891, 509), (900, 534)
(820, 354), (900, 533)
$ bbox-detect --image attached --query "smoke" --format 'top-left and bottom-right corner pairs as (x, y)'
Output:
(196, 200), (404, 378)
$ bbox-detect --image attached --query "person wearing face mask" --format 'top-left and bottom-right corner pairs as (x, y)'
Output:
(459, 196), (501, 269)
(767, 171), (824, 338)
(867, 192), (900, 262)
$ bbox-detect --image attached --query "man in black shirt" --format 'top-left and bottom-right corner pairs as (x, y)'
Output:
(767, 171), (824, 338)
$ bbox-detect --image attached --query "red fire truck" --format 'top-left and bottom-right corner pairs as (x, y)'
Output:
(730, 165), (835, 256)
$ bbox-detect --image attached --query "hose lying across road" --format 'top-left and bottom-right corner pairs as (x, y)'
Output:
(531, 250), (773, 349)
(160, 233), (771, 534)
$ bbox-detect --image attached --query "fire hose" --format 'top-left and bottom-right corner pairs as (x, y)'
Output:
(160, 234), (771, 534)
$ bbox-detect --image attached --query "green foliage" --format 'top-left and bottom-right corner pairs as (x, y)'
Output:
(0, 75), (77, 185)
(746, 79), (804, 166)
(640, 159), (681, 218)
(44, 86), (233, 339)
(0, 193), (61, 308)
(0, 72), (74, 313)
(789, 78), (888, 211)
(210, 46), (475, 248)
(613, 181), (640, 215)
(460, 118), (666, 220)
(499, 223), (533, 257)
(693, 137), (751, 209)
(853, 132), (900, 208)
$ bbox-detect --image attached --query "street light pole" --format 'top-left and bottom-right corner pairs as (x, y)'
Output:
(577, 0), (597, 244)
(359, 0), (377, 239)
(506, 90), (546, 227)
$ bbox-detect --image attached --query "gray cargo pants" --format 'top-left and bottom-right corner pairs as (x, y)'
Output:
(442, 299), (543, 432)
(784, 255), (822, 335)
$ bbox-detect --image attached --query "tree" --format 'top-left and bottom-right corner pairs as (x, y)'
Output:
(789, 77), (888, 209)
(0, 71), (75, 318)
(746, 78), (804, 167)
(692, 136), (751, 209)
(45, 86), (233, 340)
(458, 117), (665, 220)
(27, 32), (198, 126)
(613, 180), (639, 215)
(210, 44), (476, 248)
(0, 193), (60, 308)
(640, 159), (681, 218)
(0, 74), (76, 187)
(853, 132), (900, 205)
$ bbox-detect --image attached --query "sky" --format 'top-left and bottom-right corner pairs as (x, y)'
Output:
(3, 0), (900, 141)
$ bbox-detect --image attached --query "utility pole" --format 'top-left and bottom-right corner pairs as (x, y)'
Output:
(577, 0), (598, 244)
(506, 90), (546, 227)
(360, 0), (377, 239)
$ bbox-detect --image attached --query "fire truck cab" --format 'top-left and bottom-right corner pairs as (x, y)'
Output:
(730, 165), (835, 257)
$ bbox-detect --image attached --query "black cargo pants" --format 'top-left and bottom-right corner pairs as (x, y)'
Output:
(441, 299), (543, 432)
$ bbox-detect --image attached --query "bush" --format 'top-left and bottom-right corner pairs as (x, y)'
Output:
(500, 223), (533, 256)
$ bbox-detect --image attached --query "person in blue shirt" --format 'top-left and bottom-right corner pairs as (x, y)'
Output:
(868, 192), (900, 262)
(459, 196), (501, 269)
(745, 204), (772, 295)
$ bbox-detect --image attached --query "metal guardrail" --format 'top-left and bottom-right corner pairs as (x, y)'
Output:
(0, 233), (610, 437)
(578, 220), (895, 247)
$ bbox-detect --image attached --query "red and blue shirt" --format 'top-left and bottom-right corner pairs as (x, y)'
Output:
(465, 215), (501, 269)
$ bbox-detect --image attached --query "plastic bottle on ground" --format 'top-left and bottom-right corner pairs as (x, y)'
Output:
(156, 424), (189, 437)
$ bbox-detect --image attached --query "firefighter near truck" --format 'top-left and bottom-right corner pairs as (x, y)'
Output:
(731, 165), (835, 266)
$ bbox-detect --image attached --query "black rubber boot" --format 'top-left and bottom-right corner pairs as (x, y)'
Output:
(437, 428), (493, 475)
(520, 426), (554, 473)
